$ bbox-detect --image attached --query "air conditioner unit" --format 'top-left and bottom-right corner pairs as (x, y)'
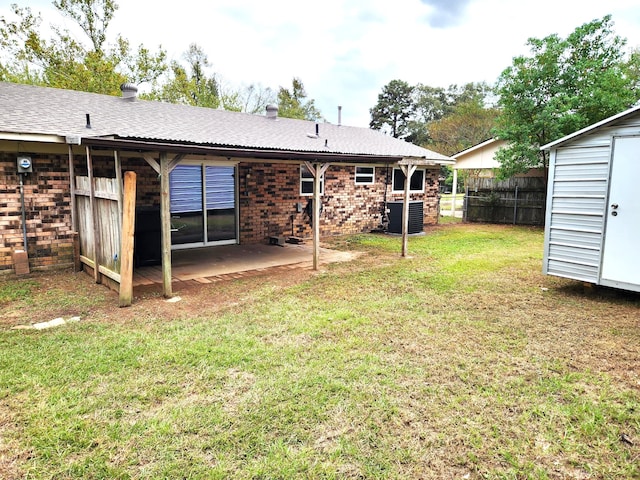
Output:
(387, 201), (423, 234)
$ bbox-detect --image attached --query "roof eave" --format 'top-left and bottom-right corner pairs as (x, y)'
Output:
(541, 103), (640, 150)
(0, 132), (68, 143)
(80, 136), (453, 165)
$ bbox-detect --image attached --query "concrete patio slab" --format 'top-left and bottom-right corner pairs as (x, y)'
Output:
(132, 242), (355, 287)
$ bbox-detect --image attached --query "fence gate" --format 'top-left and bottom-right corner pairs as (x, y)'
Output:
(75, 176), (123, 284)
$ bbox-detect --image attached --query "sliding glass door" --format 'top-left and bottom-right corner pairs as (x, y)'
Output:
(169, 164), (237, 248)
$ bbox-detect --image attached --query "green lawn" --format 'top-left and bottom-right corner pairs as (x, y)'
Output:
(1, 224), (638, 479)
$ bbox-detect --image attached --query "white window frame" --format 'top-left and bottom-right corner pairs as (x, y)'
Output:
(392, 167), (425, 193)
(355, 165), (375, 185)
(300, 164), (324, 196)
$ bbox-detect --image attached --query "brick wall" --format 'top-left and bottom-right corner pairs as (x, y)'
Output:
(238, 162), (441, 244)
(0, 150), (441, 272)
(0, 151), (74, 272)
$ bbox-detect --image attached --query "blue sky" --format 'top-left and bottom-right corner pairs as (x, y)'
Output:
(2, 0), (640, 127)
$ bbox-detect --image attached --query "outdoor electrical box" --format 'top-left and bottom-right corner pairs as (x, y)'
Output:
(17, 156), (33, 173)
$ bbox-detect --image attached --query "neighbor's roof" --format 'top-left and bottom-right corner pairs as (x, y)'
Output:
(0, 82), (452, 163)
(451, 138), (504, 159)
(540, 103), (640, 150)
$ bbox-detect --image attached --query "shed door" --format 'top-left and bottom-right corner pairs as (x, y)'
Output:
(601, 136), (640, 285)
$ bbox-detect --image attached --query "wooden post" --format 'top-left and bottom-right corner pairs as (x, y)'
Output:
(72, 232), (81, 272)
(114, 150), (123, 223)
(119, 171), (136, 307)
(313, 166), (321, 270)
(400, 163), (416, 258)
(304, 161), (329, 270)
(86, 146), (101, 283)
(68, 145), (77, 232)
(451, 168), (458, 216)
(159, 152), (173, 298)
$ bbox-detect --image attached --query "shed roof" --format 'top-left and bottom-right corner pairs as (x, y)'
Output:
(0, 82), (452, 163)
(540, 103), (640, 150)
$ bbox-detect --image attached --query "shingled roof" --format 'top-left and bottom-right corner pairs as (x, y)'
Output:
(0, 82), (452, 163)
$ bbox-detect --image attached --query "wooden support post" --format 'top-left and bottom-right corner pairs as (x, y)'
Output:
(68, 145), (77, 232)
(313, 167), (321, 270)
(72, 232), (81, 272)
(451, 168), (458, 216)
(400, 163), (417, 258)
(304, 161), (329, 270)
(119, 171), (136, 307)
(86, 146), (101, 283)
(114, 150), (123, 223)
(159, 152), (173, 298)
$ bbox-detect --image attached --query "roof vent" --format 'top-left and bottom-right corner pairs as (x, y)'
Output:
(120, 83), (138, 100)
(265, 104), (278, 119)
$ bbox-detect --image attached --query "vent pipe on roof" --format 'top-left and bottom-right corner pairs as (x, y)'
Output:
(85, 113), (91, 129)
(120, 82), (138, 100)
(338, 106), (342, 126)
(266, 104), (278, 119)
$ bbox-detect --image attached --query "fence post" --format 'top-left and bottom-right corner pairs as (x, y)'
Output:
(513, 185), (519, 225)
(463, 186), (469, 222)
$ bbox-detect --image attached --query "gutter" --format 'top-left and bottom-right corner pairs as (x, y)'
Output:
(78, 136), (455, 165)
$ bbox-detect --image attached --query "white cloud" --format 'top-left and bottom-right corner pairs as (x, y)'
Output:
(2, 0), (640, 127)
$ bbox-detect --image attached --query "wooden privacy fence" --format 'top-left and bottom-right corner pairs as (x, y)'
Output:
(463, 186), (546, 226)
(74, 172), (137, 306)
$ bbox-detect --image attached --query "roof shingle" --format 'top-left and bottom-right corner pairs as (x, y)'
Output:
(0, 82), (451, 161)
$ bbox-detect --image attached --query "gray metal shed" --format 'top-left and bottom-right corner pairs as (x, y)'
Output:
(541, 104), (640, 293)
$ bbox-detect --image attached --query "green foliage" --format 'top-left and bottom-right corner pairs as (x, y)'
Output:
(0, 1), (167, 93)
(145, 43), (221, 108)
(428, 99), (499, 156)
(370, 80), (496, 150)
(231, 83), (277, 114)
(0, 2), (319, 118)
(276, 77), (322, 121)
(493, 15), (640, 179)
(369, 79), (415, 138)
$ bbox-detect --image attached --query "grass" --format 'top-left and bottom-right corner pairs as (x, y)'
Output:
(1, 224), (639, 479)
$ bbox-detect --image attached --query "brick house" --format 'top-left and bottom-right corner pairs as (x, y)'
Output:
(0, 82), (452, 298)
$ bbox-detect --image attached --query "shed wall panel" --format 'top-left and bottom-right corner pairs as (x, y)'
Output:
(547, 259), (599, 282)
(544, 144), (609, 283)
(551, 196), (605, 215)
(548, 229), (601, 250)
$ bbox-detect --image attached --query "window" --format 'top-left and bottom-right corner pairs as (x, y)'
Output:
(392, 168), (425, 193)
(300, 164), (324, 195)
(355, 166), (375, 185)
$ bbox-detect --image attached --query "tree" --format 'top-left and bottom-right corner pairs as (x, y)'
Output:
(234, 83), (277, 114)
(410, 81), (494, 146)
(276, 77), (322, 121)
(428, 100), (499, 156)
(0, 1), (167, 94)
(369, 79), (415, 138)
(493, 15), (640, 180)
(146, 43), (221, 107)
